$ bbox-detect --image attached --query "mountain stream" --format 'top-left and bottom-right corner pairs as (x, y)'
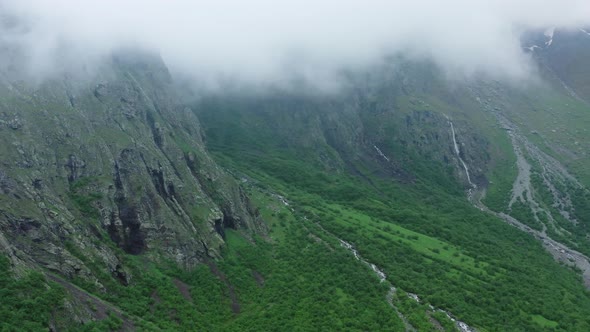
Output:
(447, 105), (590, 288)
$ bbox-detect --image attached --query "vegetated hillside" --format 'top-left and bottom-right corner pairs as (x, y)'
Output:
(0, 51), (268, 330)
(2, 33), (590, 331)
(195, 54), (590, 330)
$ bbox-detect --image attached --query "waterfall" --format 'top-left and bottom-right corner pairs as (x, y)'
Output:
(447, 116), (476, 189)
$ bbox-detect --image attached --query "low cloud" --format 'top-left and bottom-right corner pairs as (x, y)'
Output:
(1, 0), (590, 88)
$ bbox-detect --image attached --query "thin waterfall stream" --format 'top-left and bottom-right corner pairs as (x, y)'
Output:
(338, 237), (477, 332)
(446, 115), (477, 190)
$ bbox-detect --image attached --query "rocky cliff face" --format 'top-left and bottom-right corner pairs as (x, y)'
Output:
(197, 62), (492, 192)
(0, 51), (265, 285)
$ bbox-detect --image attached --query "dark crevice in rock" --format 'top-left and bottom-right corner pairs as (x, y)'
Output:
(113, 162), (123, 190)
(110, 160), (146, 255)
(146, 111), (164, 149)
(201, 240), (210, 257)
(185, 151), (260, 233)
(1, 213), (44, 246)
(184, 152), (200, 178)
(184, 151), (215, 201)
(214, 209), (241, 239)
(222, 210), (237, 230)
(214, 218), (225, 239)
(138, 155), (183, 216)
(166, 182), (180, 204)
(14, 217), (41, 234)
(144, 112), (184, 182)
(111, 264), (129, 286)
(32, 178), (42, 189)
(65, 155), (86, 184)
(107, 211), (122, 245)
(117, 204), (144, 255)
(150, 166), (167, 199)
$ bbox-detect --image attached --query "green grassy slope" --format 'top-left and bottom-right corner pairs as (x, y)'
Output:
(5, 52), (590, 331)
(193, 80), (590, 331)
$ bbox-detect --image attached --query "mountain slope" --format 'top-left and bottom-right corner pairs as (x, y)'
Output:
(0, 51), (267, 328)
(194, 55), (590, 331)
(3, 31), (590, 331)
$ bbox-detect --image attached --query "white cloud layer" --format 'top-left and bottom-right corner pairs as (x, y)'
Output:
(1, 0), (590, 87)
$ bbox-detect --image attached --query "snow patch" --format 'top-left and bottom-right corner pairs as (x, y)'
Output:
(544, 27), (555, 47)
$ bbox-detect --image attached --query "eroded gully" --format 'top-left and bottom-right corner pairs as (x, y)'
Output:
(446, 113), (590, 288)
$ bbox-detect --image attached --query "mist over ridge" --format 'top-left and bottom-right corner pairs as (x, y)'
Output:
(1, 0), (590, 89)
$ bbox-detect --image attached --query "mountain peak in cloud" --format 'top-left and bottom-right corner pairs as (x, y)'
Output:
(1, 0), (590, 88)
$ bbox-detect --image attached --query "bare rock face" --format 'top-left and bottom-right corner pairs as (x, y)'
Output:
(0, 51), (266, 284)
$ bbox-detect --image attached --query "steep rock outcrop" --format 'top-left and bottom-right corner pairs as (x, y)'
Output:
(0, 51), (266, 285)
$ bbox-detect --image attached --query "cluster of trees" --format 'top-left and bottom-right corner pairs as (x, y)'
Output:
(0, 257), (65, 330)
(191, 101), (590, 331)
(8, 95), (590, 330)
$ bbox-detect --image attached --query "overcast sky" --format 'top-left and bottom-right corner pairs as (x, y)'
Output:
(2, 0), (590, 88)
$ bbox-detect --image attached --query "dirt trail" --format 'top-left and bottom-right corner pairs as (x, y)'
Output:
(173, 278), (193, 302)
(206, 261), (241, 314)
